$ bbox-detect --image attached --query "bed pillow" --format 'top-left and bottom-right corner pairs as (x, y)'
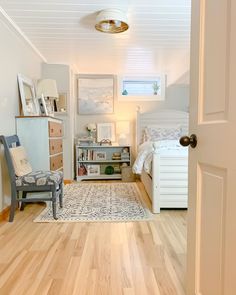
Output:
(10, 146), (32, 176)
(143, 125), (182, 141)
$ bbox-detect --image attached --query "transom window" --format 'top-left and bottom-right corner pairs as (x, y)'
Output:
(118, 75), (165, 101)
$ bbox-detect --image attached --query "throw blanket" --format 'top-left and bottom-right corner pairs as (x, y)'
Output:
(132, 140), (184, 174)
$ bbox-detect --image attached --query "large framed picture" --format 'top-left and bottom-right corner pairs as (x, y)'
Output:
(97, 123), (115, 142)
(87, 164), (100, 176)
(78, 75), (114, 115)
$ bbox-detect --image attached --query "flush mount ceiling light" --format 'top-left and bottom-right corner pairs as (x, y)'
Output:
(95, 9), (129, 34)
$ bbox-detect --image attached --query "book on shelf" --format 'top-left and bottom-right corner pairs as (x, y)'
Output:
(78, 148), (95, 161)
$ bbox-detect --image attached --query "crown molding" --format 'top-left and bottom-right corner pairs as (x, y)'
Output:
(0, 6), (47, 62)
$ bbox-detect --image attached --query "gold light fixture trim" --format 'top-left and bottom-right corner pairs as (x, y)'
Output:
(95, 9), (129, 34)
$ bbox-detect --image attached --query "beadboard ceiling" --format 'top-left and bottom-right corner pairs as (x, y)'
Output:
(0, 0), (191, 81)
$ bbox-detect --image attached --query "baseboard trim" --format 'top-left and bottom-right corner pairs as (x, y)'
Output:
(0, 206), (10, 221)
(64, 179), (73, 185)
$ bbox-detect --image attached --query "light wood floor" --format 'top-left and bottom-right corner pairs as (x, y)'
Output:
(0, 181), (187, 295)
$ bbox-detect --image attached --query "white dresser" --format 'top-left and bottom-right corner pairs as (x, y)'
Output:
(16, 116), (63, 172)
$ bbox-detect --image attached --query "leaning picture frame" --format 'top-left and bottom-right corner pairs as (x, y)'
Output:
(97, 123), (115, 142)
(17, 73), (40, 116)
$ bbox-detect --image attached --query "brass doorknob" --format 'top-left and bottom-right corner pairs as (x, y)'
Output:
(179, 134), (197, 148)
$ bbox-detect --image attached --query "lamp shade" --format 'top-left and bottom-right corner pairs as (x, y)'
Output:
(116, 121), (130, 134)
(95, 9), (129, 34)
(37, 79), (58, 98)
(116, 121), (130, 145)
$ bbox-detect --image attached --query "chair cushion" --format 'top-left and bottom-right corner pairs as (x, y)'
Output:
(10, 146), (32, 176)
(16, 170), (63, 187)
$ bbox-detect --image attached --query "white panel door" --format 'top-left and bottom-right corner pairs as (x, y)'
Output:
(187, 0), (236, 294)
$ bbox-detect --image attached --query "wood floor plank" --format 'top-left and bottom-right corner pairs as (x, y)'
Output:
(0, 181), (186, 295)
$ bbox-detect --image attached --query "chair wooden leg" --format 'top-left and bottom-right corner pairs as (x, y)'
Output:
(59, 182), (63, 208)
(20, 191), (27, 211)
(52, 190), (58, 220)
(9, 189), (17, 222)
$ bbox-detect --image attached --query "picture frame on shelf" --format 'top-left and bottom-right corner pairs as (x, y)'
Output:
(38, 94), (48, 116)
(94, 151), (106, 160)
(78, 75), (114, 115)
(97, 123), (115, 142)
(44, 98), (54, 116)
(87, 164), (100, 176)
(17, 73), (40, 116)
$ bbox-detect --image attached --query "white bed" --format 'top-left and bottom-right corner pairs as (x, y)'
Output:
(134, 109), (189, 213)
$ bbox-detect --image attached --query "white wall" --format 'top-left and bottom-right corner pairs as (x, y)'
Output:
(0, 18), (43, 211)
(41, 63), (75, 180)
(75, 72), (189, 160)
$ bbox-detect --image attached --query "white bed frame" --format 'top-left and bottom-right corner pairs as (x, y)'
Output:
(136, 109), (189, 213)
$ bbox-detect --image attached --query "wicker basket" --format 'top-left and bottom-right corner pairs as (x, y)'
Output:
(121, 166), (135, 182)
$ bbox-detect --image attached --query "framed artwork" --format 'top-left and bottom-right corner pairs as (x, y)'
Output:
(17, 73), (40, 116)
(78, 75), (114, 115)
(87, 164), (100, 176)
(38, 94), (48, 116)
(94, 151), (106, 160)
(97, 123), (115, 142)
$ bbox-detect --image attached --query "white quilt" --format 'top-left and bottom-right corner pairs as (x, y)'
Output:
(132, 140), (187, 174)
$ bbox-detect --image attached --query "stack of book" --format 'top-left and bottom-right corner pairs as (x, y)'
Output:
(77, 137), (94, 146)
(113, 164), (121, 174)
(112, 152), (121, 160)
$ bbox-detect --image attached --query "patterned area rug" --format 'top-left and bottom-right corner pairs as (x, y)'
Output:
(34, 182), (151, 222)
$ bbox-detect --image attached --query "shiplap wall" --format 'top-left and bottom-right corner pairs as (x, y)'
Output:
(0, 0), (191, 80)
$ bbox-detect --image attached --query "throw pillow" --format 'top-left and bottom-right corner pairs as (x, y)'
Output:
(10, 146), (32, 176)
(144, 126), (182, 141)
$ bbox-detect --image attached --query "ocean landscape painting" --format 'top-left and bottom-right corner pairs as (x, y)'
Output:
(78, 76), (114, 114)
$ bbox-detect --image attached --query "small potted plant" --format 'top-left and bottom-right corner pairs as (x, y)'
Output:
(86, 123), (97, 142)
(153, 82), (160, 95)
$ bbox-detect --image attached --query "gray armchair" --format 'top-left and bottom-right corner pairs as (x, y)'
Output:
(0, 135), (63, 222)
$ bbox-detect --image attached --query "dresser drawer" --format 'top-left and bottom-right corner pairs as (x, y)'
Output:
(50, 154), (63, 171)
(49, 139), (63, 155)
(48, 121), (62, 137)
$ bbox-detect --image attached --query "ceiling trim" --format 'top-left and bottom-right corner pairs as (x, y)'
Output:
(0, 6), (47, 62)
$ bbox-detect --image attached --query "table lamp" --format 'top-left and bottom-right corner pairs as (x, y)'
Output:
(116, 121), (130, 145)
(36, 79), (59, 115)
